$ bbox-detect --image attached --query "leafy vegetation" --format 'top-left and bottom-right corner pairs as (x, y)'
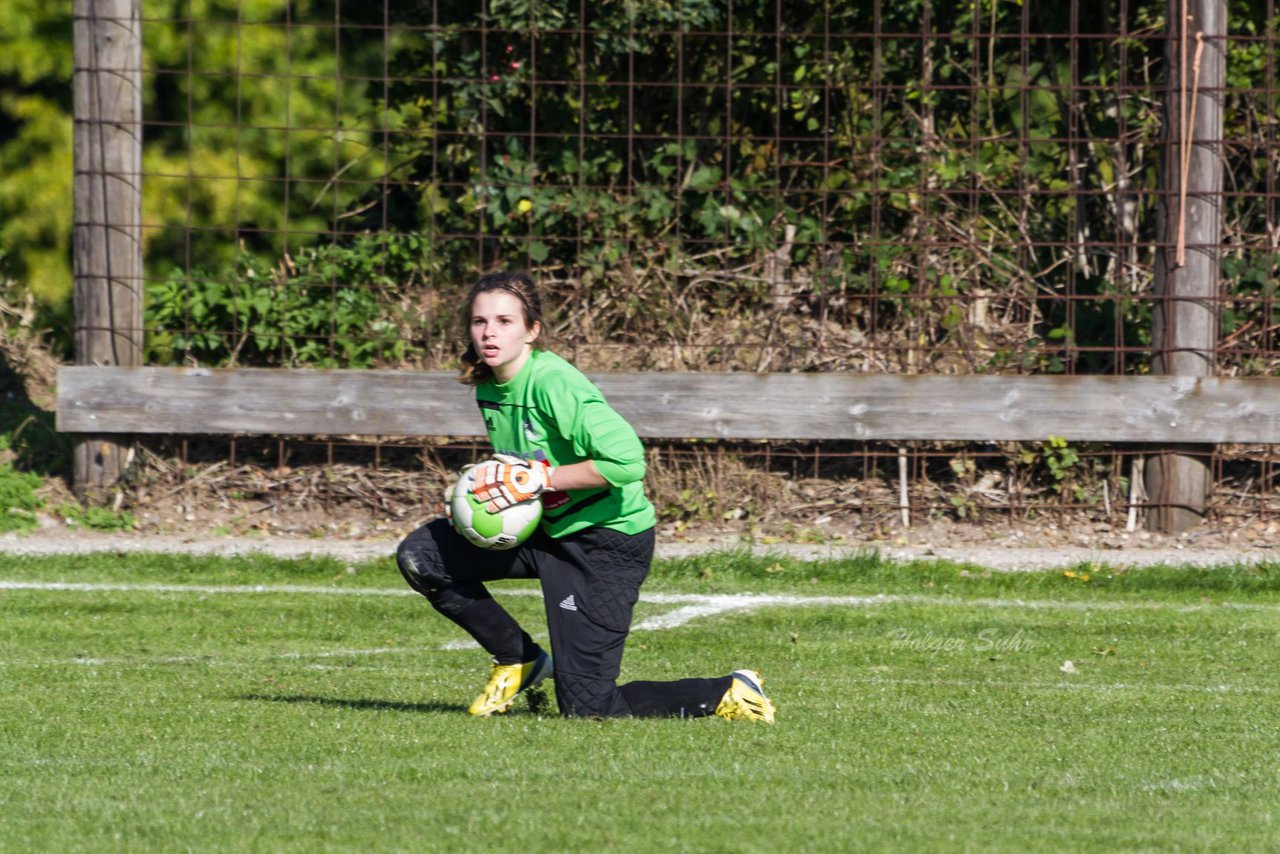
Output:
(4, 1), (1280, 374)
(0, 461), (41, 532)
(0, 345), (63, 529)
(1, 0), (388, 349)
(54, 501), (135, 532)
(0, 309), (134, 530)
(147, 236), (427, 368)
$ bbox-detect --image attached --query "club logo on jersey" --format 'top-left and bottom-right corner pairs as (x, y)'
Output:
(523, 418), (542, 442)
(477, 399), (501, 432)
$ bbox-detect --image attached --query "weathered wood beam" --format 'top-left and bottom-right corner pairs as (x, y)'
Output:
(72, 0), (143, 498)
(57, 367), (1280, 444)
(1148, 0), (1226, 531)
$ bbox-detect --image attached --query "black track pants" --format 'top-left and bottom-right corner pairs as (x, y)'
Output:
(396, 519), (731, 718)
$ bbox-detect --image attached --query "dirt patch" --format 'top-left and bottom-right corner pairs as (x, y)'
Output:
(10, 410), (1280, 570)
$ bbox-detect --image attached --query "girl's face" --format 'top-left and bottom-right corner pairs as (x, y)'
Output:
(470, 289), (540, 383)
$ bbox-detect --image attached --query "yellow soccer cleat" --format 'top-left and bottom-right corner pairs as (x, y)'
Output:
(714, 669), (776, 724)
(467, 649), (553, 716)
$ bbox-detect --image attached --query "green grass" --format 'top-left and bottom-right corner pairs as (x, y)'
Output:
(2, 551), (1279, 852)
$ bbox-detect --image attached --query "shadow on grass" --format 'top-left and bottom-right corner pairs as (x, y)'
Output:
(240, 692), (462, 715)
(239, 688), (554, 716)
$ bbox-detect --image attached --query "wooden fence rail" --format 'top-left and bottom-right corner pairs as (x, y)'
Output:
(56, 367), (1280, 444)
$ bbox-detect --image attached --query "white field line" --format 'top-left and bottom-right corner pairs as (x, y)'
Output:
(5, 581), (1274, 681)
(0, 580), (421, 597)
(4, 579), (1279, 614)
(632, 603), (746, 631)
(64, 646), (440, 668)
(849, 676), (1267, 695)
(4, 579), (1275, 670)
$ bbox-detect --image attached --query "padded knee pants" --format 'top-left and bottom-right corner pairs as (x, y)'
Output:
(396, 519), (726, 718)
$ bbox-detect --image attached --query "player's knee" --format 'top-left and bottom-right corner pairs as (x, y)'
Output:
(396, 534), (450, 596)
(554, 671), (628, 718)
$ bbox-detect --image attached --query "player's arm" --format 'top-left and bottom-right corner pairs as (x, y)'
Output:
(569, 399), (646, 487)
(547, 459), (608, 490)
(532, 368), (648, 492)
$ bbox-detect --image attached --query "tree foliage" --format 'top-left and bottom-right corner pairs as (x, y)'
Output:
(1, 0), (386, 347)
(0, 0), (75, 320)
(3, 0), (1280, 373)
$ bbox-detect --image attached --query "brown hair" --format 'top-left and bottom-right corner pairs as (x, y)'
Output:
(457, 270), (545, 386)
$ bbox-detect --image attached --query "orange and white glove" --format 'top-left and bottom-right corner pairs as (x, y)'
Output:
(471, 454), (554, 512)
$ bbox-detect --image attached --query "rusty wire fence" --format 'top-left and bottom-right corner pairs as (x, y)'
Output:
(125, 0), (1280, 534)
(140, 434), (1280, 539)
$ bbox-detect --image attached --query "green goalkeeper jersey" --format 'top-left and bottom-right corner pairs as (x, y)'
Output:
(474, 349), (656, 538)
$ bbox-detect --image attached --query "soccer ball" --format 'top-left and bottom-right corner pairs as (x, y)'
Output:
(449, 466), (543, 550)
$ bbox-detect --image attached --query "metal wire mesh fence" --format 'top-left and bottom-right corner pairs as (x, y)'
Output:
(136, 1), (1280, 374)
(94, 0), (1280, 531)
(139, 434), (1280, 539)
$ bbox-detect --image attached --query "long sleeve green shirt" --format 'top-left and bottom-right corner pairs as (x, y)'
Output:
(474, 349), (656, 537)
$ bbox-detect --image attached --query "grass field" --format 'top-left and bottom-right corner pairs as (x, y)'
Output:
(2, 549), (1278, 852)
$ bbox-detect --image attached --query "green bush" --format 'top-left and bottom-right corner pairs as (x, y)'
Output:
(0, 461), (42, 533)
(56, 502), (135, 532)
(146, 236), (434, 368)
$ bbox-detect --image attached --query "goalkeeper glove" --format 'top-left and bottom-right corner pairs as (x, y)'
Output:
(471, 454), (554, 512)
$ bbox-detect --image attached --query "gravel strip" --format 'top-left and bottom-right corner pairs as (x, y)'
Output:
(3, 528), (1274, 571)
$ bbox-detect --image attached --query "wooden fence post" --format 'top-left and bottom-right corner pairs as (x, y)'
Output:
(1147, 0), (1225, 532)
(71, 0), (143, 500)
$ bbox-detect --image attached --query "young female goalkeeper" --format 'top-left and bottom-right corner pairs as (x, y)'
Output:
(395, 271), (775, 722)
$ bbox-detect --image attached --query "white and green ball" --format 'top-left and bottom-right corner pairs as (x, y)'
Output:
(449, 467), (543, 550)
